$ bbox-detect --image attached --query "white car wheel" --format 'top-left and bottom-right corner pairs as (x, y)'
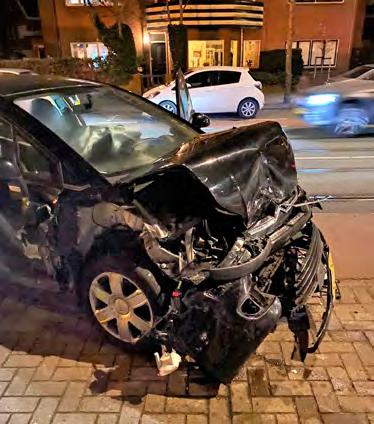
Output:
(238, 98), (259, 119)
(159, 101), (177, 114)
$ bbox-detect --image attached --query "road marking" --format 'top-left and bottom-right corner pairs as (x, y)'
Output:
(297, 156), (374, 160)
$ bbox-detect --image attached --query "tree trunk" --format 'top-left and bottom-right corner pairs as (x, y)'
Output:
(179, 0), (183, 24)
(284, 0), (294, 104)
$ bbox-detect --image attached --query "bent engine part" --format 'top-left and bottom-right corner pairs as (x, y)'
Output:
(171, 277), (282, 383)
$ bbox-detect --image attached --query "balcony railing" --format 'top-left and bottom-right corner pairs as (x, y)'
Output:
(145, 0), (264, 30)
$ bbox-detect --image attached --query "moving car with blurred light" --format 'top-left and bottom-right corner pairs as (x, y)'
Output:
(143, 66), (264, 119)
(294, 69), (374, 136)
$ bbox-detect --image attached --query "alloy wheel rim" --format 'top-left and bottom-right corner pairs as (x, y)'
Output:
(241, 101), (256, 117)
(335, 112), (368, 136)
(163, 103), (176, 113)
(89, 272), (153, 344)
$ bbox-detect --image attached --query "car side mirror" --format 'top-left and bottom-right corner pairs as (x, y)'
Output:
(191, 113), (210, 129)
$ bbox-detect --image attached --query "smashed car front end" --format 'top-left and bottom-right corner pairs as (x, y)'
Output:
(123, 121), (336, 382)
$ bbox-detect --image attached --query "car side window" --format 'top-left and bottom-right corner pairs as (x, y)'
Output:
(362, 70), (374, 81)
(214, 71), (241, 86)
(0, 117), (12, 142)
(186, 72), (212, 88)
(16, 133), (55, 182)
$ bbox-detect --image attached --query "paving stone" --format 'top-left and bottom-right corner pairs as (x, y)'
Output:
(0, 415), (10, 424)
(288, 366), (329, 381)
(248, 367), (270, 396)
(232, 414), (276, 424)
(3, 356), (42, 368)
(58, 382), (86, 412)
(141, 414), (185, 424)
(341, 353), (368, 380)
(230, 382), (252, 413)
(209, 397), (230, 424)
(144, 394), (165, 413)
(338, 396), (374, 413)
(25, 381), (67, 396)
(118, 401), (144, 424)
(8, 414), (32, 424)
(30, 397), (59, 424)
(319, 342), (355, 353)
(32, 356), (60, 381)
(329, 331), (366, 342)
(0, 368), (16, 381)
(295, 396), (319, 419)
(52, 367), (92, 381)
(130, 367), (166, 382)
(354, 342), (374, 366)
(270, 381), (312, 396)
(5, 368), (35, 396)
(327, 367), (355, 395)
(252, 397), (295, 413)
(165, 398), (208, 414)
(79, 397), (121, 413)
(0, 397), (39, 413)
(52, 413), (97, 424)
(354, 381), (374, 396)
(187, 414), (208, 424)
(97, 414), (119, 424)
(305, 354), (342, 367)
(276, 414), (299, 424)
(321, 413), (369, 424)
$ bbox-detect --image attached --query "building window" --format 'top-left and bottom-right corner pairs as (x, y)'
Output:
(66, 0), (113, 5)
(295, 0), (344, 3)
(230, 40), (239, 67)
(243, 40), (261, 69)
(70, 42), (108, 59)
(188, 40), (224, 68)
(292, 40), (338, 67)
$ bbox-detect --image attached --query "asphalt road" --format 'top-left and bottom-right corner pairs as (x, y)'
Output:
(209, 111), (374, 213)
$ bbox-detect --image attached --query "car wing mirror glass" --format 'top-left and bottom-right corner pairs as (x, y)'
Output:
(192, 113), (210, 129)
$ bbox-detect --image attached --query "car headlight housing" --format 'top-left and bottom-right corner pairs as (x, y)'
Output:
(144, 91), (160, 100)
(305, 94), (339, 107)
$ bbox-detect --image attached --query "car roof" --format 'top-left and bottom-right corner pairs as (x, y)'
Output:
(0, 74), (100, 98)
(190, 66), (249, 73)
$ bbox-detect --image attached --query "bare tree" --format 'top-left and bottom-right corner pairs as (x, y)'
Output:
(84, 0), (129, 38)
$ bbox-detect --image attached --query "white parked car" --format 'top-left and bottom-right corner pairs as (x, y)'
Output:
(143, 66), (265, 119)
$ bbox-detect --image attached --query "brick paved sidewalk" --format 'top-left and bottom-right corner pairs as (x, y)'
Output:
(0, 276), (373, 424)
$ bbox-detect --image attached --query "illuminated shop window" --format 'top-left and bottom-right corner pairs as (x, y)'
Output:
(188, 40), (224, 68)
(70, 42), (108, 60)
(292, 40), (338, 67)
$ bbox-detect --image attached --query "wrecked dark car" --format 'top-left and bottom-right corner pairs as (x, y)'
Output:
(0, 74), (336, 383)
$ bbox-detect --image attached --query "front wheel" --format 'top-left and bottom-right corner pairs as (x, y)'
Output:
(237, 98), (259, 119)
(159, 100), (177, 114)
(80, 255), (161, 348)
(334, 106), (369, 137)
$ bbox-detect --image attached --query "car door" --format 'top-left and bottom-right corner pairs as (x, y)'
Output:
(209, 70), (243, 113)
(185, 71), (214, 113)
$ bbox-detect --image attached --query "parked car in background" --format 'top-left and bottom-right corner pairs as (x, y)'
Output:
(294, 70), (374, 136)
(144, 66), (264, 119)
(0, 68), (38, 76)
(328, 64), (374, 83)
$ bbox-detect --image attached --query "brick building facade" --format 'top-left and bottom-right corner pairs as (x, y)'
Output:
(38, 0), (368, 75)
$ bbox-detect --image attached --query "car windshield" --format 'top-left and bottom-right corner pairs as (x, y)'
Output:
(341, 66), (373, 79)
(14, 85), (198, 175)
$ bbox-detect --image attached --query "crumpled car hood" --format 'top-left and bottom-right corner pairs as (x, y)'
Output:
(172, 121), (298, 221)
